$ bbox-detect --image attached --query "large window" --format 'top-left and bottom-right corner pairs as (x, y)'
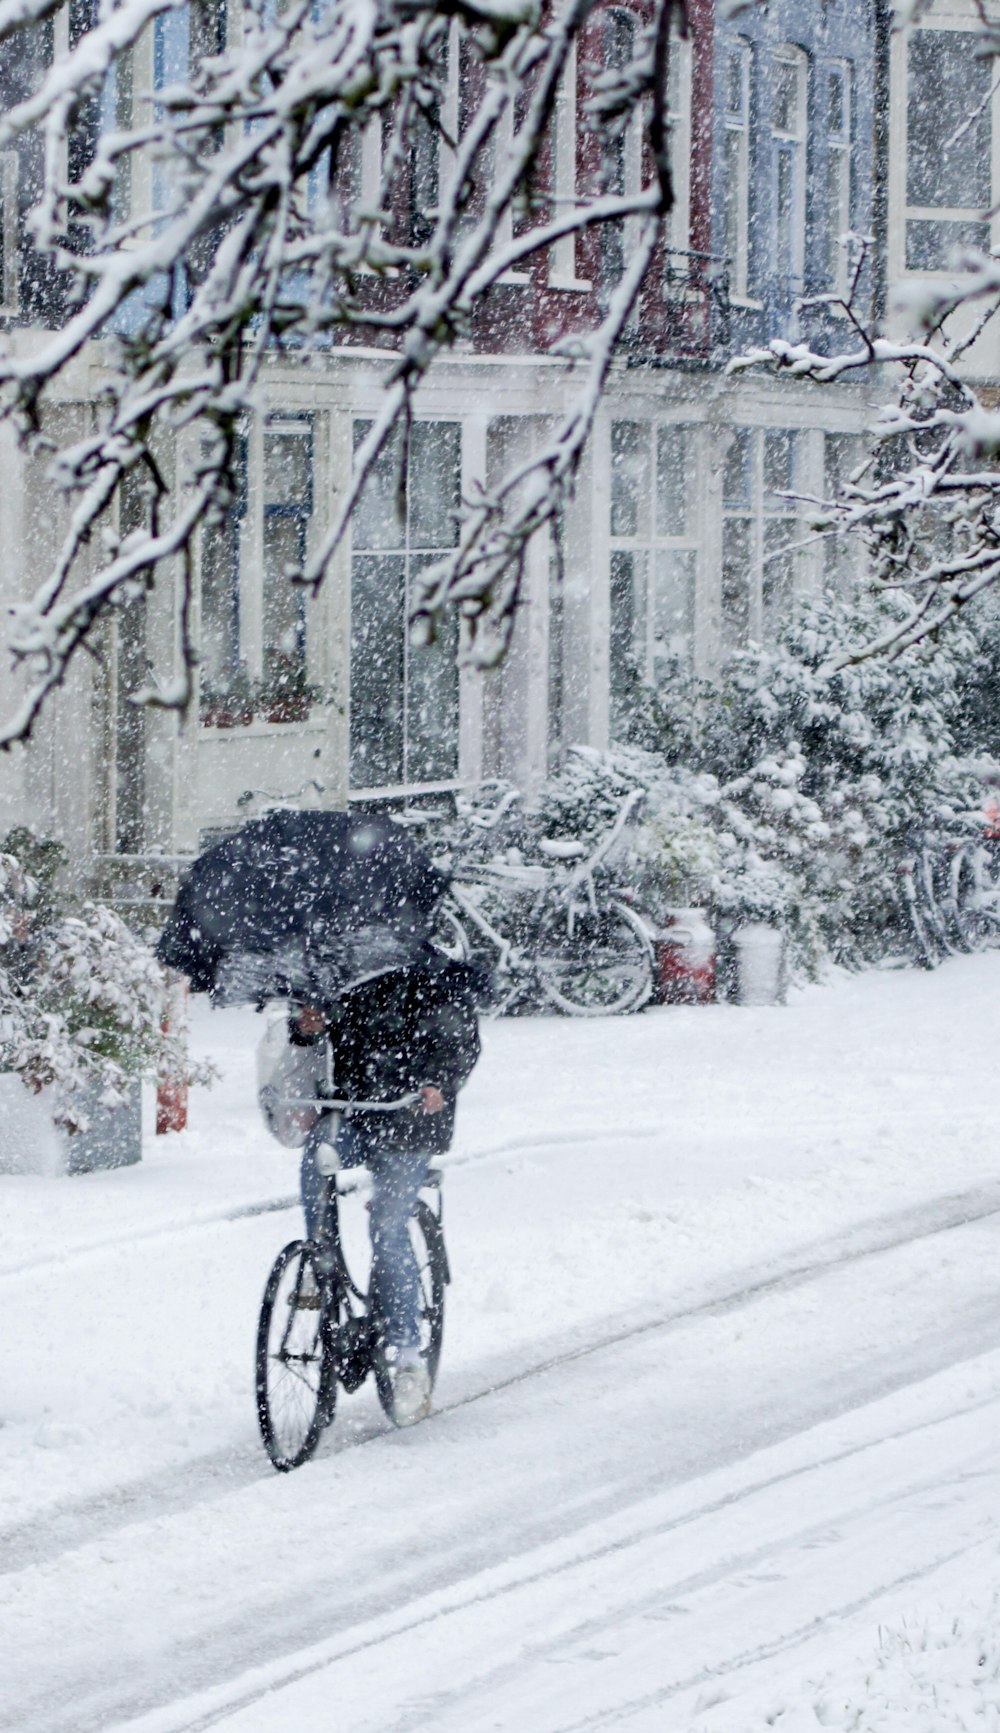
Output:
(906, 29), (994, 271)
(350, 420), (461, 789)
(723, 38), (751, 298)
(609, 420), (698, 737)
(722, 428), (803, 651)
(823, 61), (852, 294)
(772, 45), (807, 288)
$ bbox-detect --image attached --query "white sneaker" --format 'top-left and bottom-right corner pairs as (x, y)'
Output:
(390, 1350), (431, 1426)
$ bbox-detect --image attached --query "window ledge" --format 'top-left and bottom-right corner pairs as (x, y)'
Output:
(547, 274), (593, 294)
(199, 713), (326, 737)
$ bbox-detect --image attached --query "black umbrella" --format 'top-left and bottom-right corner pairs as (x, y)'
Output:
(156, 808), (449, 1005)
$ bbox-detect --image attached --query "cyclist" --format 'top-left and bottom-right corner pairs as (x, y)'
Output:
(290, 953), (481, 1425)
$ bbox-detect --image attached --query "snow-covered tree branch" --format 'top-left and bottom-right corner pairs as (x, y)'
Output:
(0, 0), (683, 743)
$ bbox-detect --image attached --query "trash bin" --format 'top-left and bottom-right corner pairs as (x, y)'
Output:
(655, 908), (716, 1004)
(731, 923), (786, 1006)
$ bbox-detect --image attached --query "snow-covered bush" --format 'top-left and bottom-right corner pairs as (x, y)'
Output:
(629, 592), (1000, 970)
(441, 591), (999, 982)
(0, 831), (207, 1131)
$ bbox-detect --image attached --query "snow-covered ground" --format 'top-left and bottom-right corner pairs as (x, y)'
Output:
(1, 953), (1000, 1730)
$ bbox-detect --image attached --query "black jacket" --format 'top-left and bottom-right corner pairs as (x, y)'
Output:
(294, 958), (481, 1155)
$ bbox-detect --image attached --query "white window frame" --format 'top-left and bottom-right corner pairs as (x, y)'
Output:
(890, 13), (1000, 283)
(771, 44), (808, 291)
(722, 37), (751, 299)
(665, 27), (692, 256)
(824, 59), (853, 296)
(0, 153), (18, 315)
(549, 40), (591, 290)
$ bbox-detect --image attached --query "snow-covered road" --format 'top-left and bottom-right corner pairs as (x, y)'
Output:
(2, 955), (1000, 1731)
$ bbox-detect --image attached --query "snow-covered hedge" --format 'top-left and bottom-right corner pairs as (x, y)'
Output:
(0, 832), (207, 1131)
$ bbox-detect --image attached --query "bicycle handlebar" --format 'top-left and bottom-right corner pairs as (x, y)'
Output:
(281, 1090), (424, 1113)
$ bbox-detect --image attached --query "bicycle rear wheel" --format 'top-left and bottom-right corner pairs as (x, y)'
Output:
(256, 1240), (335, 1472)
(536, 899), (653, 1015)
(373, 1200), (448, 1426)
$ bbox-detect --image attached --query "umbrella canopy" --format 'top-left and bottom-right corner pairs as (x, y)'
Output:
(156, 809), (449, 1005)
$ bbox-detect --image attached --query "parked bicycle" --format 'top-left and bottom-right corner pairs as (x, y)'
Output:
(430, 786), (654, 1016)
(898, 815), (1000, 969)
(256, 1093), (448, 1472)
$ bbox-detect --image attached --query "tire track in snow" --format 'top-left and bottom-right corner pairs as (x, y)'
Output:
(98, 1391), (1000, 1733)
(2, 1181), (1000, 1581)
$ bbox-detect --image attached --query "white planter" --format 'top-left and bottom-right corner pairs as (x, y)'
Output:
(0, 1076), (142, 1176)
(732, 923), (787, 1006)
(0, 1076), (67, 1176)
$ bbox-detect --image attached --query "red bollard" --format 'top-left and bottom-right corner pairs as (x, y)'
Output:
(654, 909), (716, 1005)
(156, 977), (189, 1134)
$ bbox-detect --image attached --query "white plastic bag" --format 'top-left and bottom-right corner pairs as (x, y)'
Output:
(256, 1013), (327, 1148)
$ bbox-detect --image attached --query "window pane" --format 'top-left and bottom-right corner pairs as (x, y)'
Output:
(408, 422), (461, 549)
(264, 428), (312, 508)
(726, 46), (746, 119)
(262, 515), (305, 666)
(723, 429), (751, 509)
(763, 430), (796, 509)
(408, 101), (439, 247)
(652, 548), (695, 676)
(763, 521), (795, 642)
(826, 149), (849, 284)
(722, 518), (750, 651)
(611, 422), (649, 537)
(772, 58), (800, 135)
(724, 126), (744, 268)
(609, 549), (645, 736)
(905, 217), (991, 271)
(352, 421), (405, 551)
(907, 31), (991, 210)
(656, 426), (688, 536)
(827, 68), (845, 138)
(406, 555), (459, 782)
(350, 554), (405, 786)
(200, 519), (239, 687)
(776, 147), (795, 276)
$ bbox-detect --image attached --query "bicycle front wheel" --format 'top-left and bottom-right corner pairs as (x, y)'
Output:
(536, 899), (653, 1015)
(256, 1241), (335, 1472)
(373, 1201), (448, 1426)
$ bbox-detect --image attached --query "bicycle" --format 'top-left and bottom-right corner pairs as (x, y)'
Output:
(255, 1095), (449, 1472)
(432, 787), (655, 1016)
(898, 823), (1000, 968)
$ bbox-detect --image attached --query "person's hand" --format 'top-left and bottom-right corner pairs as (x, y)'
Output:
(421, 1085), (445, 1114)
(295, 1004), (327, 1036)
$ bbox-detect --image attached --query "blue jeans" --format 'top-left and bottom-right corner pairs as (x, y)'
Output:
(300, 1116), (430, 1351)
